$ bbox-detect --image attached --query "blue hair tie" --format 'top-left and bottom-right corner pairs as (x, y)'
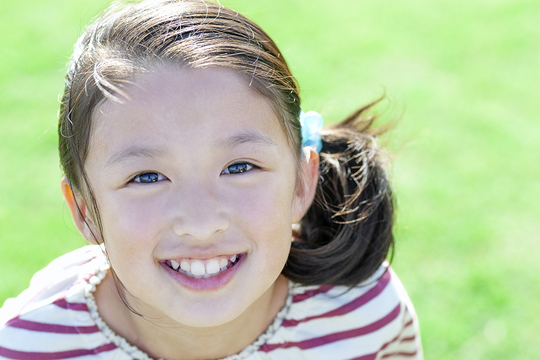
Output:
(300, 110), (323, 153)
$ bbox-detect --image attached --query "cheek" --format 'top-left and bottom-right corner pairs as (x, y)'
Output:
(225, 175), (295, 272)
(229, 176), (295, 232)
(99, 193), (168, 251)
(97, 196), (169, 290)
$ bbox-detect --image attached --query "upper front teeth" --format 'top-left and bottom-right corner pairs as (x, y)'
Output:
(168, 254), (240, 278)
(191, 261), (206, 276)
(205, 259), (220, 275)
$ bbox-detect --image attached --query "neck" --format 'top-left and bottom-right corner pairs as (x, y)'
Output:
(94, 271), (289, 360)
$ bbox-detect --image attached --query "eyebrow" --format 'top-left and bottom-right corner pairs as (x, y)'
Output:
(105, 147), (165, 168)
(217, 130), (276, 149)
(105, 131), (276, 168)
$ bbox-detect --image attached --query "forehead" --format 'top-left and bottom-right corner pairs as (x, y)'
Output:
(89, 67), (288, 159)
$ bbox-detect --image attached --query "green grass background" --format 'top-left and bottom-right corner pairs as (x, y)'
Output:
(1, 0), (539, 358)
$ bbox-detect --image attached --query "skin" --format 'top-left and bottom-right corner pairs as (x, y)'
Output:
(61, 66), (319, 359)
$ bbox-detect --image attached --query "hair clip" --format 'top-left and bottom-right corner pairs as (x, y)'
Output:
(300, 110), (323, 152)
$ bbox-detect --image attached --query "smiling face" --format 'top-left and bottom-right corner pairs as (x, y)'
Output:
(74, 67), (315, 328)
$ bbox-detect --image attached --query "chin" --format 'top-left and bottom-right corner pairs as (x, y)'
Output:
(167, 301), (249, 328)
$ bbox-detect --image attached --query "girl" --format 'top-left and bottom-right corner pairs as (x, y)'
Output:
(0, 0), (422, 358)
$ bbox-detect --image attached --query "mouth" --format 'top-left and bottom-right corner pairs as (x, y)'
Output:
(164, 253), (244, 279)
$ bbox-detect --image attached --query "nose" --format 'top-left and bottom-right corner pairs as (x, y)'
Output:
(171, 183), (229, 241)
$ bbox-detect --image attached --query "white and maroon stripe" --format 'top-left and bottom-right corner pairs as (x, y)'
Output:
(292, 284), (335, 302)
(284, 270), (392, 327)
(52, 299), (89, 312)
(1, 247), (421, 360)
(259, 266), (421, 359)
(262, 303), (402, 352)
(0, 324), (108, 354)
(7, 302), (97, 333)
(0, 343), (117, 360)
(280, 275), (403, 345)
(261, 304), (417, 360)
(6, 317), (99, 334)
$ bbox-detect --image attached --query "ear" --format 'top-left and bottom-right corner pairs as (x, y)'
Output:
(291, 147), (320, 223)
(61, 177), (100, 244)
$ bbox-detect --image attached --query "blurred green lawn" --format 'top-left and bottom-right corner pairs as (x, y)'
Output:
(1, 0), (539, 359)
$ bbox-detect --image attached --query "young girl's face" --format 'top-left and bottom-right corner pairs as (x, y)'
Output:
(79, 67), (314, 327)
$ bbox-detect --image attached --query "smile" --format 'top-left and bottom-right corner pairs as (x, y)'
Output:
(165, 254), (243, 279)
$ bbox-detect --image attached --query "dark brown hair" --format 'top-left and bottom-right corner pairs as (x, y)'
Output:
(59, 0), (394, 288)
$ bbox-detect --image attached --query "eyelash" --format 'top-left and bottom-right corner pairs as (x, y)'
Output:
(129, 162), (256, 184)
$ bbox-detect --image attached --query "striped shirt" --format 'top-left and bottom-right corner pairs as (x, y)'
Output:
(0, 246), (422, 359)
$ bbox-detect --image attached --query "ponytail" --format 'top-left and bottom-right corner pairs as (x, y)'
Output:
(284, 99), (394, 286)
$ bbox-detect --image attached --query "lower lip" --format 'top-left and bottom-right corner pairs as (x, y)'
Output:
(161, 255), (244, 291)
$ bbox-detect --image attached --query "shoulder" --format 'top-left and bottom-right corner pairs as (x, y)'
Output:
(1, 246), (104, 322)
(0, 246), (126, 359)
(261, 262), (423, 359)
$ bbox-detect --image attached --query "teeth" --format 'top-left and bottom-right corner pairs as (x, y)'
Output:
(190, 260), (206, 276)
(180, 260), (191, 272)
(167, 254), (241, 278)
(219, 258), (228, 269)
(206, 259), (220, 274)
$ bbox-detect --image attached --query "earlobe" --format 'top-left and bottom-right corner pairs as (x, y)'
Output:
(292, 147), (320, 223)
(61, 177), (100, 244)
